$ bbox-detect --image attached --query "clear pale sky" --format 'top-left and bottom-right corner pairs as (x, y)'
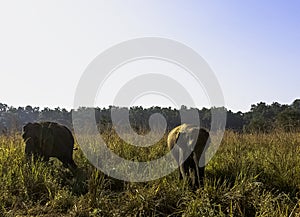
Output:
(0, 1), (299, 112)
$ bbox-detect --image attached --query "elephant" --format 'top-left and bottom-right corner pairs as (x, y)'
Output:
(22, 122), (77, 172)
(167, 124), (210, 189)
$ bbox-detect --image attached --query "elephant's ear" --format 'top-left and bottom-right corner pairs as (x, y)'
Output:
(198, 128), (210, 146)
(175, 127), (190, 149)
(200, 128), (209, 140)
(167, 126), (181, 150)
(23, 123), (33, 132)
(174, 127), (183, 144)
(23, 123), (34, 139)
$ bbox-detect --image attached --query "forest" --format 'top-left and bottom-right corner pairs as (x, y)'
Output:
(0, 99), (300, 135)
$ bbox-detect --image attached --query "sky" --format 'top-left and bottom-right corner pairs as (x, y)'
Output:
(0, 0), (299, 112)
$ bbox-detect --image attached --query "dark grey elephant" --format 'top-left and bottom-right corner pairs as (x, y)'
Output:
(167, 124), (210, 189)
(22, 122), (77, 171)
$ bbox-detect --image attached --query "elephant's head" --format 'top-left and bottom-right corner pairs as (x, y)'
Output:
(23, 122), (54, 153)
(176, 127), (200, 151)
(23, 122), (41, 154)
(23, 122), (42, 141)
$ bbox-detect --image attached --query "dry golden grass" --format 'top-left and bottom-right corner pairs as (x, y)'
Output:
(0, 131), (300, 216)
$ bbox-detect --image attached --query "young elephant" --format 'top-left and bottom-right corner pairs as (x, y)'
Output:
(167, 124), (210, 189)
(22, 122), (77, 172)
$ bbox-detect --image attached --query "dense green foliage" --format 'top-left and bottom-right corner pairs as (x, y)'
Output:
(0, 99), (299, 134)
(1, 131), (300, 216)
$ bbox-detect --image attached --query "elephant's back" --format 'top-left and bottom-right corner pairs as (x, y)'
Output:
(53, 125), (74, 147)
(42, 122), (74, 148)
(167, 124), (208, 149)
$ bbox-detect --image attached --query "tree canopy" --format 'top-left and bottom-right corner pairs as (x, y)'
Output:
(0, 100), (299, 134)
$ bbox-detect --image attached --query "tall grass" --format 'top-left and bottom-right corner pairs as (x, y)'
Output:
(0, 131), (300, 216)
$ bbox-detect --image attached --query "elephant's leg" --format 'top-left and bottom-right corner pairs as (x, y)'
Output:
(30, 152), (45, 163)
(171, 148), (183, 180)
(179, 164), (187, 180)
(198, 166), (205, 186)
(178, 168), (183, 180)
(68, 159), (78, 171)
(198, 154), (205, 187)
(66, 151), (78, 170)
(58, 156), (77, 173)
(187, 154), (198, 189)
(177, 154), (183, 180)
(179, 148), (191, 180)
(181, 156), (197, 188)
(25, 145), (32, 156)
(58, 157), (69, 168)
(41, 154), (50, 161)
(27, 152), (38, 162)
(25, 139), (35, 157)
(179, 157), (192, 180)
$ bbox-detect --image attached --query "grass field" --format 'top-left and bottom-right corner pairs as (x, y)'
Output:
(0, 131), (300, 216)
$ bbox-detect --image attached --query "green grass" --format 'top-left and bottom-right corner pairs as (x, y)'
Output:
(0, 131), (300, 216)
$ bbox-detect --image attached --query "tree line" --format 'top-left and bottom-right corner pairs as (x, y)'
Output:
(0, 99), (299, 135)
